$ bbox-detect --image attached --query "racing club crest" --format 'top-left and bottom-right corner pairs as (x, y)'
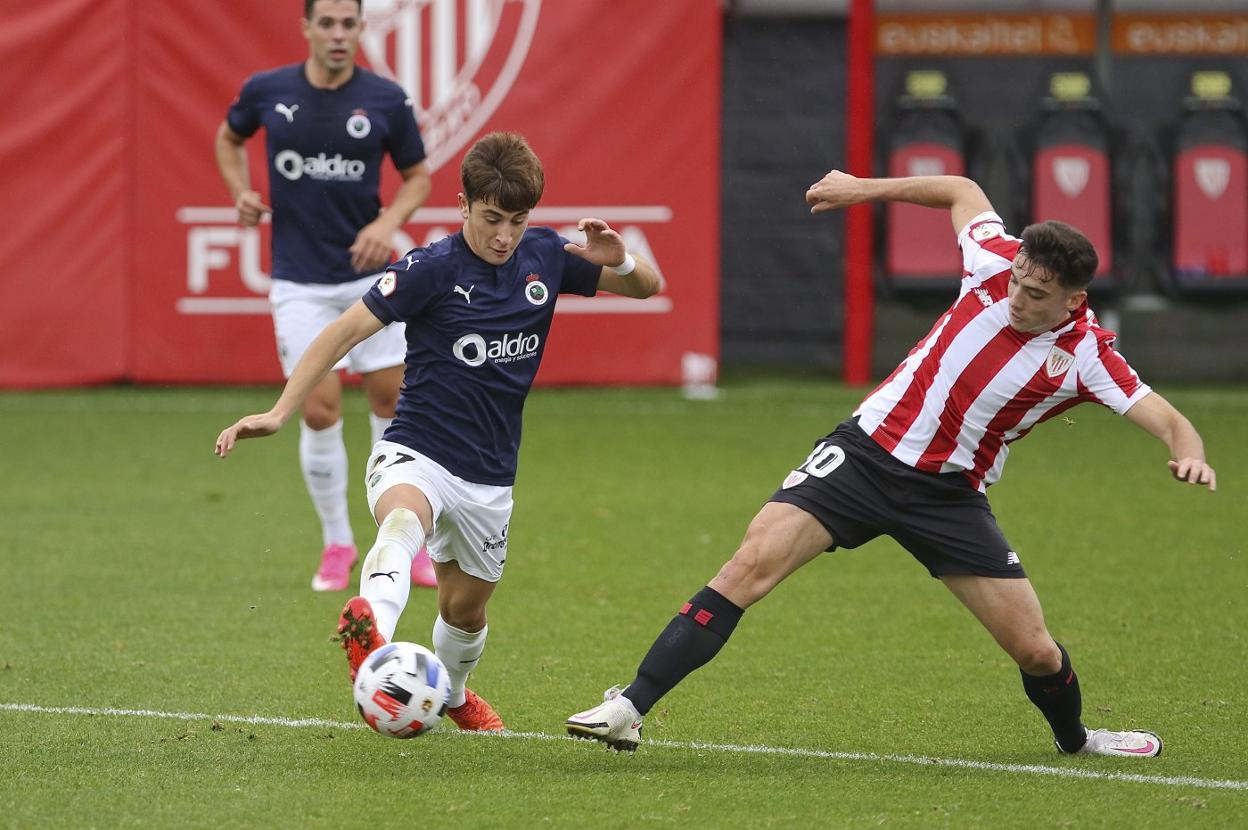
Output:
(346, 109), (372, 138)
(524, 273), (548, 305)
(360, 0), (541, 173)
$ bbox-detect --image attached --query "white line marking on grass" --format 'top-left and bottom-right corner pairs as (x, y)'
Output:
(0, 703), (367, 731)
(5, 704), (1246, 792)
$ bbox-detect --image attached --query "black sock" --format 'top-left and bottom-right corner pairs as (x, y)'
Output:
(1020, 642), (1087, 752)
(622, 586), (744, 715)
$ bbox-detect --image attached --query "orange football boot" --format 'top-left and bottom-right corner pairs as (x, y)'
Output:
(446, 688), (504, 732)
(335, 596), (386, 682)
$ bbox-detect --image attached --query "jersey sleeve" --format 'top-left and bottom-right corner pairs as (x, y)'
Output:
(363, 255), (441, 324)
(385, 90), (427, 170)
(557, 236), (604, 297)
(225, 75), (263, 138)
(956, 211), (1020, 293)
(1075, 331), (1153, 415)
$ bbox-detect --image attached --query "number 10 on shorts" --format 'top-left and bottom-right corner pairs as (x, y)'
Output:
(782, 442), (845, 489)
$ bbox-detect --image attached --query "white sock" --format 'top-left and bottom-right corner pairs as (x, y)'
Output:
(433, 615), (487, 709)
(369, 413), (393, 448)
(299, 420), (353, 547)
(360, 508), (426, 641)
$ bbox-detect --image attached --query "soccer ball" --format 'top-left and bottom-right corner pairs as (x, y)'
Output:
(352, 642), (450, 738)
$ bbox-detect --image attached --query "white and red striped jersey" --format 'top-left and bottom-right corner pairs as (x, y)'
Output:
(854, 211), (1151, 491)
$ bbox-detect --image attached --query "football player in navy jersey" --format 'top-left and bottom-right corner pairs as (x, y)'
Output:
(215, 132), (661, 731)
(214, 0), (438, 593)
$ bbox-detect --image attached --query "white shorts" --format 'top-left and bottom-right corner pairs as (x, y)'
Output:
(365, 441), (514, 583)
(269, 276), (406, 378)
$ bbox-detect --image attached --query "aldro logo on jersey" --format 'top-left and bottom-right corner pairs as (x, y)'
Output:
(274, 149), (366, 182)
(452, 331), (541, 367)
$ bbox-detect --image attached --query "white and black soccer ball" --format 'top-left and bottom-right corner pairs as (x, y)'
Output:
(352, 642), (450, 738)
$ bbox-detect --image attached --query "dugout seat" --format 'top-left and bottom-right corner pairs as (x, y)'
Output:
(1029, 73), (1116, 287)
(1171, 71), (1248, 292)
(1114, 133), (1170, 295)
(883, 71), (968, 291)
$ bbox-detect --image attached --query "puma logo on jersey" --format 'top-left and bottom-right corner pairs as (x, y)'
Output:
(368, 571), (400, 582)
(403, 254), (419, 269)
(275, 103), (299, 123)
(453, 285), (474, 303)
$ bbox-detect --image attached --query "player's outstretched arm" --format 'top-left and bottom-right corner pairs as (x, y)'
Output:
(1124, 392), (1217, 491)
(805, 170), (993, 235)
(214, 301), (385, 458)
(564, 218), (661, 298)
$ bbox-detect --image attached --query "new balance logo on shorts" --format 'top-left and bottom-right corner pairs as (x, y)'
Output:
(1006, 551), (1020, 566)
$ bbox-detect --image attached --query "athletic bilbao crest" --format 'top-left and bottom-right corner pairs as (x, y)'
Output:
(361, 0), (542, 172)
(1194, 158), (1231, 200)
(1052, 156), (1089, 198)
(1044, 345), (1075, 378)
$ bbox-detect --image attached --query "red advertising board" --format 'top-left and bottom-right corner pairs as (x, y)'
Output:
(2, 0), (721, 388)
(0, 0), (129, 387)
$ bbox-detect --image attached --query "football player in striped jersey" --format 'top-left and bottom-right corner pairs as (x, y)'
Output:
(567, 171), (1215, 757)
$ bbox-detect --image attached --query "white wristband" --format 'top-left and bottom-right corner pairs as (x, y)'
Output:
(611, 252), (636, 276)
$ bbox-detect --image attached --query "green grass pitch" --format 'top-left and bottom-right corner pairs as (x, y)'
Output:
(1, 379), (1246, 828)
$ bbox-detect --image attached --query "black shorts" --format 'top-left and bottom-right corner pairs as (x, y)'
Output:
(769, 419), (1025, 579)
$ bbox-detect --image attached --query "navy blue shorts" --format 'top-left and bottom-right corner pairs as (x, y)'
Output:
(769, 419), (1025, 579)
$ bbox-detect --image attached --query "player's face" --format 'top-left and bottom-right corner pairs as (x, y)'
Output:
(458, 195), (531, 266)
(302, 0), (364, 75)
(1006, 252), (1086, 333)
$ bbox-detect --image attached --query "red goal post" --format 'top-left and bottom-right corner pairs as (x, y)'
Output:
(844, 0), (877, 385)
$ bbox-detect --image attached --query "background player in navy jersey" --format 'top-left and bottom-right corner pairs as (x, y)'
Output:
(567, 170), (1216, 756)
(214, 0), (438, 593)
(215, 132), (661, 730)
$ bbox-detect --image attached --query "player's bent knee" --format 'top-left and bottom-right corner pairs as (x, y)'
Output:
(378, 506), (423, 535)
(302, 408), (340, 431)
(438, 602), (486, 633)
(370, 395), (399, 419)
(1012, 639), (1062, 675)
(712, 543), (782, 605)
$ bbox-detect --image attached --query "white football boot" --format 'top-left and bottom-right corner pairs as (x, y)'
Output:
(566, 685), (643, 752)
(1060, 728), (1163, 757)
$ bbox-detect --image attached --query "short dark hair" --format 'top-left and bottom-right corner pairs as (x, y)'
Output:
(1018, 220), (1099, 290)
(461, 132), (545, 212)
(304, 0), (362, 19)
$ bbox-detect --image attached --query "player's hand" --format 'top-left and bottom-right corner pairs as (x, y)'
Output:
(350, 220), (396, 273)
(562, 218), (627, 267)
(235, 190), (272, 227)
(215, 413), (284, 458)
(1168, 458), (1217, 491)
(806, 169), (862, 214)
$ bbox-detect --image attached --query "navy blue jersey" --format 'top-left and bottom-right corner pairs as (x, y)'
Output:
(226, 64), (426, 284)
(362, 227), (602, 485)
